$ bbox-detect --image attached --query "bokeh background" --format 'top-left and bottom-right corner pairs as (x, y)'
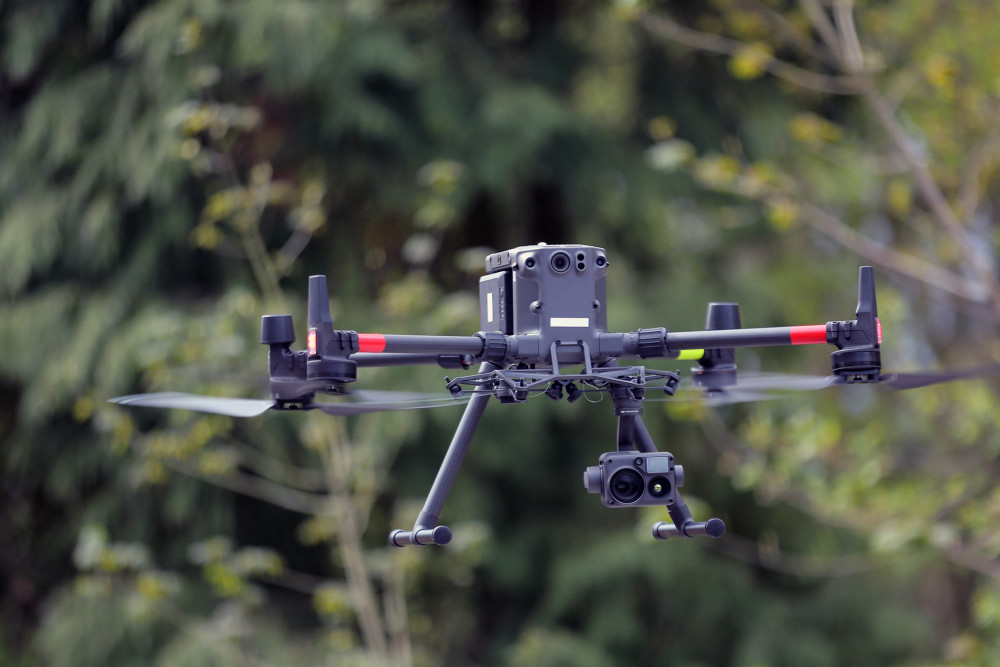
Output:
(3, 1), (1000, 665)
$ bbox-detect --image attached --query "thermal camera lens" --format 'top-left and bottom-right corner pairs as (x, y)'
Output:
(550, 251), (570, 273)
(648, 476), (671, 498)
(609, 469), (643, 503)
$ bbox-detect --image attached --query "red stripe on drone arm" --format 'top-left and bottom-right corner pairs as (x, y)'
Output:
(789, 325), (829, 345)
(358, 333), (387, 353)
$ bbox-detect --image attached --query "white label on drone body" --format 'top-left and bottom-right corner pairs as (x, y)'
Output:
(487, 292), (494, 323)
(550, 317), (589, 327)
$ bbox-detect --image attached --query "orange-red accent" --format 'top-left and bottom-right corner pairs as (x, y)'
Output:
(876, 318), (882, 344)
(307, 328), (318, 356)
(358, 333), (387, 353)
(789, 325), (828, 345)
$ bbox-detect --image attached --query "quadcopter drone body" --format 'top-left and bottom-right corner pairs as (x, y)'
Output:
(113, 243), (1000, 548)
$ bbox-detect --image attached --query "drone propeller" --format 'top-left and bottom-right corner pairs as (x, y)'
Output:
(671, 363), (1000, 407)
(667, 388), (777, 407)
(877, 364), (1000, 390)
(109, 389), (467, 418)
(110, 392), (276, 418)
(315, 390), (470, 415)
(701, 372), (843, 393)
(730, 364), (1000, 394)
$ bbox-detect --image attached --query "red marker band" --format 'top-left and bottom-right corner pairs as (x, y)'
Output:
(789, 324), (828, 345)
(358, 333), (387, 353)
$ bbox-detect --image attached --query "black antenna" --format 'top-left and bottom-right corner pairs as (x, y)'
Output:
(308, 275), (336, 356)
(305, 275), (358, 384)
(856, 266), (878, 336)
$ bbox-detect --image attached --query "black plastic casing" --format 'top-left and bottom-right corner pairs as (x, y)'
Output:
(584, 452), (682, 508)
(478, 244), (608, 364)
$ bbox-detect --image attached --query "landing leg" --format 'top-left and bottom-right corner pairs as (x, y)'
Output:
(634, 414), (726, 540)
(389, 362), (497, 547)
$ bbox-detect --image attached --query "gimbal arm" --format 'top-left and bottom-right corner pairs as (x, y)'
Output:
(604, 361), (726, 542)
(632, 417), (726, 540)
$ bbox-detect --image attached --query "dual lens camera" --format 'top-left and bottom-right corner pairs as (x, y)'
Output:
(584, 452), (683, 507)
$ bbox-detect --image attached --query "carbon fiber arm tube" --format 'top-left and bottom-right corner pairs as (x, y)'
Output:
(358, 333), (486, 356)
(351, 353), (471, 368)
(664, 325), (827, 351)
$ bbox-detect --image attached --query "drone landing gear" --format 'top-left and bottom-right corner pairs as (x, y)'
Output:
(389, 362), (498, 548)
(615, 386), (727, 542)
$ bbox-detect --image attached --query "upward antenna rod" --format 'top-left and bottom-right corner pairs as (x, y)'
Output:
(308, 275), (336, 335)
(305, 274), (358, 384)
(856, 266), (878, 331)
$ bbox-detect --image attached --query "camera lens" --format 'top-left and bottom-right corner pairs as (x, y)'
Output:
(609, 469), (643, 504)
(550, 251), (571, 273)
(648, 476), (671, 498)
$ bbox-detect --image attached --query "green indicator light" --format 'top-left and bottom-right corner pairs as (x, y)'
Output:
(676, 349), (705, 361)
(652, 483), (663, 494)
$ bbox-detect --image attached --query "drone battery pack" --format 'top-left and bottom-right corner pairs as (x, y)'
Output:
(479, 271), (513, 334)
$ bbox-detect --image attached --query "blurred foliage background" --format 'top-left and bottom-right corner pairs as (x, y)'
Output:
(2, 0), (1000, 665)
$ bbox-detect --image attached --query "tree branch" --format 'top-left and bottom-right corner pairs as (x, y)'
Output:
(314, 417), (391, 660)
(858, 80), (1000, 317)
(162, 458), (329, 515)
(944, 541), (1000, 580)
(705, 531), (889, 578)
(819, 3), (1000, 316)
(832, 0), (864, 73)
(639, 3), (1000, 316)
(383, 563), (414, 667)
(637, 11), (861, 95)
(796, 201), (988, 303)
(797, 0), (844, 60)
(958, 123), (1000, 222)
(739, 0), (840, 65)
(226, 439), (328, 493)
(259, 568), (333, 595)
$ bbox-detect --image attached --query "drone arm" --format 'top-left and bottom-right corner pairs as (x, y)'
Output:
(350, 353), (473, 369)
(630, 267), (880, 360)
(358, 333), (486, 356)
(662, 325), (829, 351)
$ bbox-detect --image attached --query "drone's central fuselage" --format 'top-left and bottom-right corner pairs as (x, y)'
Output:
(479, 244), (608, 365)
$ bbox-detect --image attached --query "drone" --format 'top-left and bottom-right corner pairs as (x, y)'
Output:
(112, 243), (1000, 547)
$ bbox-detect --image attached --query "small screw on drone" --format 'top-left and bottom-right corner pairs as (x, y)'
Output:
(112, 243), (1000, 548)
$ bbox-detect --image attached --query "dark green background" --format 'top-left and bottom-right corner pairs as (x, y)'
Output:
(3, 1), (999, 665)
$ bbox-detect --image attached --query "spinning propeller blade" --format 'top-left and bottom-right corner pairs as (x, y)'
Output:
(715, 372), (844, 392)
(110, 392), (276, 418)
(313, 391), (467, 416)
(878, 363), (1000, 390)
(667, 389), (777, 406)
(110, 389), (465, 418)
(672, 363), (1000, 406)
